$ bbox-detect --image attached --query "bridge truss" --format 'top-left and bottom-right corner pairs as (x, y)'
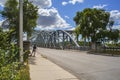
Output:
(31, 30), (80, 49)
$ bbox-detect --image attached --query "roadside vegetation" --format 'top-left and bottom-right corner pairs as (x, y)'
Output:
(0, 28), (30, 80)
(0, 0), (39, 80)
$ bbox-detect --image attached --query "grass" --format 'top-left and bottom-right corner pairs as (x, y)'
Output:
(18, 62), (31, 80)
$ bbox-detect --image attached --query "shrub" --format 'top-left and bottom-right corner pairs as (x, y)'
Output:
(0, 45), (30, 80)
(0, 28), (30, 80)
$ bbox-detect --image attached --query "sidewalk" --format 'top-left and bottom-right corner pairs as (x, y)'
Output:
(29, 52), (79, 80)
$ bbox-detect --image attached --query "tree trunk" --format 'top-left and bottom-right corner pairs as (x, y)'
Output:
(91, 42), (96, 50)
(84, 38), (86, 46)
(77, 35), (79, 42)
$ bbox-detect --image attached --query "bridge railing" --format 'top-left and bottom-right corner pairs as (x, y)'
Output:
(102, 47), (120, 52)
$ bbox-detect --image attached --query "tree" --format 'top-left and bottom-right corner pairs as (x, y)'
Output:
(74, 8), (110, 49)
(1, 0), (19, 41)
(107, 19), (119, 43)
(23, 0), (38, 39)
(108, 19), (114, 31)
(74, 25), (80, 42)
(109, 30), (120, 42)
(1, 0), (38, 41)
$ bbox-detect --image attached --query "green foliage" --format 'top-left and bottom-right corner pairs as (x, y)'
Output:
(78, 41), (90, 46)
(0, 62), (20, 80)
(0, 59), (30, 80)
(0, 28), (9, 49)
(74, 8), (110, 42)
(1, 0), (39, 41)
(109, 30), (119, 42)
(0, 44), (19, 80)
(74, 8), (120, 44)
(17, 64), (30, 80)
(106, 43), (120, 47)
(23, 0), (39, 37)
(0, 47), (30, 80)
(74, 25), (80, 42)
(0, 28), (14, 49)
(1, 0), (19, 40)
(0, 28), (30, 80)
(23, 50), (30, 62)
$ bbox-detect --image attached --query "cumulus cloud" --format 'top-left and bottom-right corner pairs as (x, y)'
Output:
(110, 10), (120, 30)
(0, 0), (52, 8)
(62, 1), (68, 6)
(0, 0), (71, 30)
(93, 4), (107, 9)
(37, 8), (71, 30)
(110, 10), (120, 20)
(29, 0), (52, 8)
(65, 16), (70, 19)
(62, 0), (84, 6)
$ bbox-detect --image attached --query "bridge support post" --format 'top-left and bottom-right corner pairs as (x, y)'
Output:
(62, 32), (65, 50)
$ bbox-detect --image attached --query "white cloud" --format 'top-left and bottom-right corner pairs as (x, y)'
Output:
(110, 10), (120, 20)
(109, 10), (120, 30)
(62, 0), (84, 6)
(69, 0), (84, 5)
(29, 0), (52, 8)
(93, 4), (107, 9)
(65, 16), (70, 19)
(0, 0), (52, 8)
(37, 8), (71, 30)
(62, 1), (68, 6)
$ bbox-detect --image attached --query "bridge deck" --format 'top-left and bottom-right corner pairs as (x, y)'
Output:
(37, 48), (120, 80)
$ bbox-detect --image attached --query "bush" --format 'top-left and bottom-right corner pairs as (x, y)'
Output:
(0, 28), (30, 80)
(0, 45), (30, 80)
(0, 48), (30, 80)
(78, 41), (90, 46)
(106, 43), (120, 47)
(0, 62), (19, 80)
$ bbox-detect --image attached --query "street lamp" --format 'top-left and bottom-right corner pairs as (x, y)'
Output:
(19, 0), (23, 62)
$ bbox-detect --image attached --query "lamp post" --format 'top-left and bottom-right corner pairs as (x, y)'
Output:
(19, 0), (23, 62)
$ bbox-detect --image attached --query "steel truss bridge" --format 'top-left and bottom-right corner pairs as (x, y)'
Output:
(30, 30), (80, 49)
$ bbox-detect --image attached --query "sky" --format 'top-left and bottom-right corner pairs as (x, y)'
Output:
(0, 0), (120, 30)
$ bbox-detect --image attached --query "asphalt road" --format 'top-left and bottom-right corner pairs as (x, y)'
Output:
(37, 48), (120, 80)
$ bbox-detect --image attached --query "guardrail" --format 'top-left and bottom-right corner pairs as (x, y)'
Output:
(103, 47), (120, 51)
(100, 47), (120, 55)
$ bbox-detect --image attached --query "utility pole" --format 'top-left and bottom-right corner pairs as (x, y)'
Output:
(19, 0), (23, 62)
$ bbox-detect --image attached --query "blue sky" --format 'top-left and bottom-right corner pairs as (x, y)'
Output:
(52, 0), (120, 29)
(0, 5), (3, 21)
(0, 0), (120, 30)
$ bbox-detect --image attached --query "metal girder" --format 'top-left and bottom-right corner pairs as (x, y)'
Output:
(30, 30), (80, 49)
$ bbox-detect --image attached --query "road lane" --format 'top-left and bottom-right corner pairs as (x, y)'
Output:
(37, 48), (120, 80)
